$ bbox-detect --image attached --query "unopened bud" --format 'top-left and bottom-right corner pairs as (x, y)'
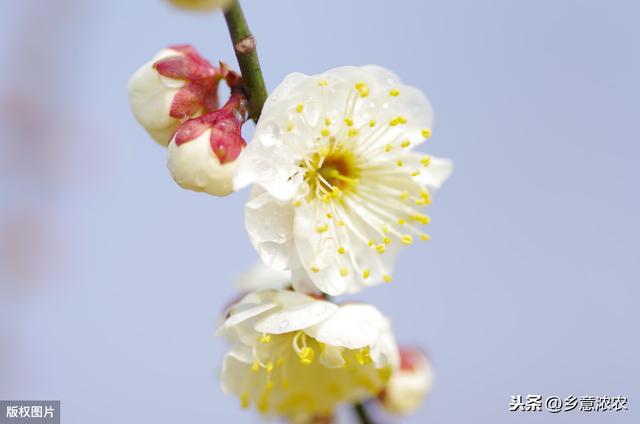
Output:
(128, 45), (221, 146)
(379, 347), (433, 415)
(167, 92), (247, 196)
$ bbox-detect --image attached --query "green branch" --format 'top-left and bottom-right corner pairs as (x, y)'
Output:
(354, 402), (375, 424)
(223, 0), (268, 121)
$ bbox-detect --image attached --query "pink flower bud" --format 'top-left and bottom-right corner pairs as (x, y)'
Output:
(167, 92), (247, 196)
(128, 45), (221, 146)
(379, 347), (433, 415)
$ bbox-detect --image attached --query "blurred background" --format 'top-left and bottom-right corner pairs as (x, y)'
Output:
(0, 0), (638, 423)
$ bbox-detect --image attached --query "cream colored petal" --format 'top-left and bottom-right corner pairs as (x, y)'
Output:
(319, 344), (346, 369)
(233, 129), (303, 199)
(245, 187), (295, 270)
(235, 262), (291, 291)
(292, 201), (350, 295)
(167, 131), (236, 196)
(403, 154), (453, 190)
(127, 48), (185, 146)
(258, 72), (308, 119)
(254, 297), (337, 335)
(369, 326), (400, 369)
(305, 303), (387, 350)
(220, 351), (252, 396)
(221, 302), (277, 331)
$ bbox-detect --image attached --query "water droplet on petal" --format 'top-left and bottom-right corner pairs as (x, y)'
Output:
(280, 319), (290, 329)
(276, 222), (289, 239)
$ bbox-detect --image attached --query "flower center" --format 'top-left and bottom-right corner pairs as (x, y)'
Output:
(303, 148), (359, 200)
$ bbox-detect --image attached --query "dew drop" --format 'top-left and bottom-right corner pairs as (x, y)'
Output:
(280, 319), (290, 329)
(275, 222), (289, 239)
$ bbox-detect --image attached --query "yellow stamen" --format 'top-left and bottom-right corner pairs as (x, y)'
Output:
(240, 392), (250, 409)
(412, 214), (431, 225)
(362, 268), (371, 279)
(296, 103), (304, 113)
(421, 128), (432, 138)
(298, 347), (315, 365)
(389, 88), (400, 97)
(355, 82), (369, 97)
(383, 274), (393, 283)
(340, 267), (349, 277)
(260, 334), (272, 343)
(355, 347), (372, 365)
(401, 235), (413, 245)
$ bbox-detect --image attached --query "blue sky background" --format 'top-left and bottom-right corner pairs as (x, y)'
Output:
(1, 0), (638, 423)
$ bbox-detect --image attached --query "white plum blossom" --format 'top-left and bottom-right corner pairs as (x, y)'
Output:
(380, 347), (433, 415)
(128, 45), (221, 146)
(234, 66), (452, 295)
(219, 289), (398, 420)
